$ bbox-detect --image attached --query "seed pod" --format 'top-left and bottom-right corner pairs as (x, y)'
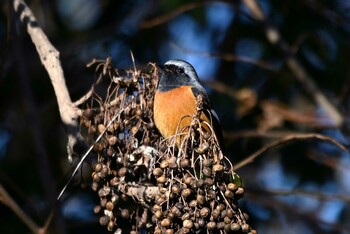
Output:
(224, 190), (234, 198)
(224, 216), (231, 224)
(171, 184), (181, 194)
(97, 124), (106, 134)
(131, 126), (138, 135)
(91, 182), (99, 191)
(197, 179), (204, 187)
(212, 164), (224, 172)
(101, 166), (108, 178)
(107, 220), (115, 231)
(227, 183), (238, 191)
(153, 204), (162, 212)
(207, 221), (217, 231)
(94, 163), (103, 172)
(231, 223), (241, 231)
(160, 160), (169, 169)
(217, 204), (225, 211)
(118, 167), (128, 177)
(198, 218), (205, 227)
(161, 218), (171, 227)
(111, 194), (119, 204)
(189, 200), (197, 208)
(169, 162), (178, 169)
(120, 209), (130, 219)
(154, 210), (163, 219)
(207, 189), (216, 199)
(154, 227), (162, 234)
(183, 219), (193, 229)
(92, 172), (100, 182)
(110, 177), (118, 186)
(181, 188), (191, 198)
(171, 206), (182, 217)
(98, 187), (110, 197)
(195, 142), (209, 154)
(226, 209), (234, 219)
(99, 216), (109, 226)
(224, 224), (231, 232)
(93, 142), (104, 152)
(217, 222), (225, 230)
(241, 223), (250, 232)
(106, 147), (114, 156)
(108, 136), (118, 145)
(148, 122), (155, 129)
(106, 201), (114, 211)
(200, 207), (210, 218)
(235, 187), (245, 195)
(175, 202), (184, 210)
(204, 178), (214, 186)
(212, 209), (220, 219)
(196, 194), (205, 205)
(100, 198), (107, 207)
(143, 137), (150, 145)
(203, 167), (212, 177)
(156, 174), (167, 184)
(165, 229), (174, 234)
(155, 196), (165, 205)
(180, 158), (190, 168)
(121, 193), (128, 201)
(181, 212), (190, 221)
(152, 168), (163, 177)
(94, 205), (101, 214)
(220, 210), (227, 219)
(136, 107), (143, 117)
(203, 158), (213, 167)
(167, 211), (175, 220)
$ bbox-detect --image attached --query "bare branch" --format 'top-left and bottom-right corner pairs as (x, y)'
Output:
(172, 42), (278, 72)
(0, 183), (40, 233)
(242, 0), (344, 127)
(140, 2), (205, 28)
(12, 0), (83, 160)
(257, 187), (350, 204)
(233, 133), (347, 170)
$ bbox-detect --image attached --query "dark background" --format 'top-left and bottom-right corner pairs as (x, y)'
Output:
(1, 0), (350, 233)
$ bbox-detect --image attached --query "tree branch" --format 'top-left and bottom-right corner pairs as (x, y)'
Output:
(13, 0), (83, 161)
(242, 0), (344, 127)
(0, 183), (40, 234)
(233, 133), (347, 170)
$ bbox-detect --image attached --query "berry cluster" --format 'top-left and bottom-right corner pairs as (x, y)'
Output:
(79, 57), (256, 233)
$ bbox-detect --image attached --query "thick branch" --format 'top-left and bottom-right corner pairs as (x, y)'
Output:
(13, 0), (83, 160)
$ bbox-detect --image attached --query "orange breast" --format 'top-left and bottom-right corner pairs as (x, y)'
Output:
(154, 86), (211, 142)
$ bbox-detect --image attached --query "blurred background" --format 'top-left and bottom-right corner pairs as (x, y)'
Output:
(1, 0), (350, 233)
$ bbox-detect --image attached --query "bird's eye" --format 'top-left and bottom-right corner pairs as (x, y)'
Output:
(177, 68), (184, 74)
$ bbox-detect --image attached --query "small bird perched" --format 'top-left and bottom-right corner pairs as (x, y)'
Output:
(153, 59), (223, 148)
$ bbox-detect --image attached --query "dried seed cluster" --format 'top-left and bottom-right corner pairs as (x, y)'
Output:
(79, 57), (256, 233)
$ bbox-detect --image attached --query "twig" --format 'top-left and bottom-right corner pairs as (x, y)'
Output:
(241, 0), (343, 127)
(139, 2), (205, 28)
(13, 0), (83, 161)
(57, 109), (123, 200)
(0, 183), (40, 233)
(233, 133), (347, 170)
(253, 187), (350, 204)
(172, 42), (278, 72)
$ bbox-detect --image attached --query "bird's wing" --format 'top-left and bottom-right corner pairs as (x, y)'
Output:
(191, 86), (224, 149)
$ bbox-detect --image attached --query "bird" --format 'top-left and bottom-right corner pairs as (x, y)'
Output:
(153, 59), (224, 149)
